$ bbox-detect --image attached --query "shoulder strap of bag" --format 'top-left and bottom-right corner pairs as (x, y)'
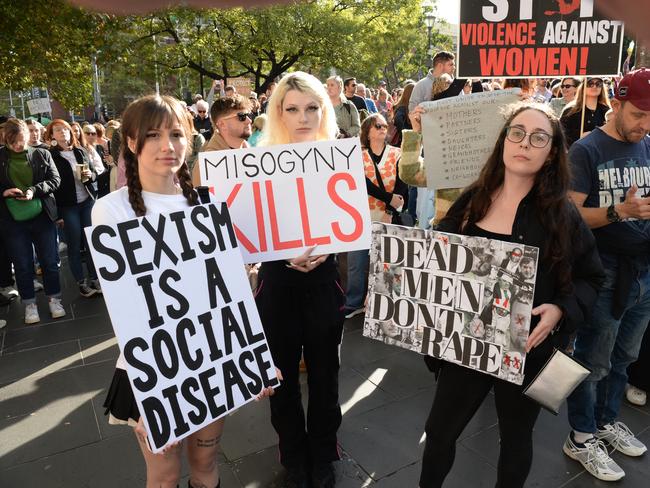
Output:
(371, 153), (396, 213)
(196, 185), (211, 204)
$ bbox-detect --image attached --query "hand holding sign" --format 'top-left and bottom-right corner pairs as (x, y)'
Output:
(286, 246), (329, 273)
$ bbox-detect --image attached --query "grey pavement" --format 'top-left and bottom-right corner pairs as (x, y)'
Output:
(1, 262), (649, 487)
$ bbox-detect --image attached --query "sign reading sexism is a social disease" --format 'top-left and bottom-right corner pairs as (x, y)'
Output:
(85, 203), (278, 452)
(198, 138), (372, 263)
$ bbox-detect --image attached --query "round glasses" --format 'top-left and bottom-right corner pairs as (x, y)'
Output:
(505, 126), (552, 148)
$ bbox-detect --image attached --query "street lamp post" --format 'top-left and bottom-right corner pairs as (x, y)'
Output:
(424, 10), (436, 69)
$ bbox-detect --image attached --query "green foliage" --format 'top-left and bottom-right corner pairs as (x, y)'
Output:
(0, 0), (452, 113)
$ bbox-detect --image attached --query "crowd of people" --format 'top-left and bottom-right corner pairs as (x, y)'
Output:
(1, 51), (650, 488)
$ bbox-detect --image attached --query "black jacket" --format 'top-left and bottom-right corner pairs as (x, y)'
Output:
(49, 146), (97, 208)
(0, 146), (61, 222)
(427, 188), (605, 379)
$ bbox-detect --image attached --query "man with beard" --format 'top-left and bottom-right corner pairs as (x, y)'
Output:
(192, 94), (252, 185)
(564, 68), (650, 481)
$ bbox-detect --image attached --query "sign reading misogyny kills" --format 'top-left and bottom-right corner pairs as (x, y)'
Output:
(421, 89), (520, 190)
(363, 223), (539, 385)
(199, 138), (371, 263)
(458, 0), (625, 77)
(85, 203), (278, 452)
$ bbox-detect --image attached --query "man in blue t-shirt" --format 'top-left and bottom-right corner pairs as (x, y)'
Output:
(564, 69), (650, 482)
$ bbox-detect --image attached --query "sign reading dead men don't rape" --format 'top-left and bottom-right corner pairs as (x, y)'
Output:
(458, 0), (625, 78)
(85, 203), (278, 452)
(199, 138), (372, 263)
(363, 223), (539, 385)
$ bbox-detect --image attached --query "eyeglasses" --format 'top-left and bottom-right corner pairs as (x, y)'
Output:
(505, 126), (552, 148)
(587, 79), (603, 88)
(561, 84), (575, 89)
(374, 123), (388, 130)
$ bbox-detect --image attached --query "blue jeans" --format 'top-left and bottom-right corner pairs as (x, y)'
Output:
(3, 212), (61, 302)
(567, 266), (650, 433)
(59, 198), (97, 283)
(416, 188), (435, 230)
(345, 249), (369, 310)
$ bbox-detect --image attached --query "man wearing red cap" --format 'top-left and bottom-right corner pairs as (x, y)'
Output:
(564, 68), (650, 481)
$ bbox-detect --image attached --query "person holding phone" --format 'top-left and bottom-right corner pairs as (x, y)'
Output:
(0, 118), (65, 324)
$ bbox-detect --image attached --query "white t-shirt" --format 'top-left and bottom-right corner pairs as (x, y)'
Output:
(60, 150), (89, 203)
(92, 186), (194, 370)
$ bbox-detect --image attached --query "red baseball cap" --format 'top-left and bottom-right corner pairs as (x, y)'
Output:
(615, 68), (650, 111)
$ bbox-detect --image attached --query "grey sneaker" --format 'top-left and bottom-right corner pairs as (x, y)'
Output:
(24, 303), (40, 324)
(563, 433), (625, 481)
(48, 298), (66, 319)
(79, 280), (97, 298)
(89, 279), (102, 294)
(33, 279), (44, 292)
(596, 421), (648, 457)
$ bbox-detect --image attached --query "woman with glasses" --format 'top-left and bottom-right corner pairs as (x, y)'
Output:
(550, 77), (581, 117)
(561, 77), (611, 146)
(82, 124), (110, 197)
(403, 102), (604, 488)
(344, 113), (407, 318)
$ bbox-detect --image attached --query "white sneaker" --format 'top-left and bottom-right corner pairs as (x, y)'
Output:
(24, 303), (40, 324)
(33, 279), (44, 292)
(344, 307), (365, 319)
(563, 432), (625, 481)
(58, 241), (67, 252)
(48, 298), (66, 319)
(596, 421), (648, 456)
(0, 286), (19, 299)
(0, 319), (6, 329)
(626, 385), (647, 406)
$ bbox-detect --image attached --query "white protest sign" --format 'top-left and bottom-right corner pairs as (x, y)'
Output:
(198, 138), (371, 263)
(363, 223), (539, 385)
(421, 89), (520, 190)
(85, 203), (278, 452)
(26, 97), (52, 115)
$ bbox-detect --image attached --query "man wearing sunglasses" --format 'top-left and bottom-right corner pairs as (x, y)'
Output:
(192, 94), (252, 185)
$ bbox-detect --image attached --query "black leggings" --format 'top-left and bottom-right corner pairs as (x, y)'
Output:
(420, 363), (541, 488)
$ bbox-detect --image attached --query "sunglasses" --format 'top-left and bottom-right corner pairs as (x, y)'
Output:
(84, 131), (96, 135)
(374, 123), (388, 130)
(587, 79), (603, 88)
(560, 84), (575, 89)
(223, 112), (253, 122)
(197, 110), (207, 114)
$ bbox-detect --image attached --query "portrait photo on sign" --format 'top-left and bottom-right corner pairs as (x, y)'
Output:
(363, 222), (539, 385)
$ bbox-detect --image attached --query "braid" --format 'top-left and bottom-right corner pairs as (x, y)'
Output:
(177, 162), (199, 206)
(124, 152), (147, 217)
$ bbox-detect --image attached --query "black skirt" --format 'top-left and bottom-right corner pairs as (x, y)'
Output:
(103, 368), (141, 426)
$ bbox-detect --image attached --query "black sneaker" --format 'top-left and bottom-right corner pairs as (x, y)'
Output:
(284, 466), (310, 488)
(312, 462), (336, 488)
(79, 281), (98, 298)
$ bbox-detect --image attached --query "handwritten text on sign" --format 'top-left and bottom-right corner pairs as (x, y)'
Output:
(85, 203), (278, 452)
(199, 138), (372, 263)
(458, 0), (624, 77)
(421, 89), (520, 190)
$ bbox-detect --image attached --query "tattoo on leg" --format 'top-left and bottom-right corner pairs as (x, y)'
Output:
(196, 436), (221, 448)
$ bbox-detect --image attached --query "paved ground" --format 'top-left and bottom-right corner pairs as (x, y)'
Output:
(1, 262), (649, 488)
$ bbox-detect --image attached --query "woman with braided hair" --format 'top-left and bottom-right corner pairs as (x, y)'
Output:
(92, 94), (238, 488)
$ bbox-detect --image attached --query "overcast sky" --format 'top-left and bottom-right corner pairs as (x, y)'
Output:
(437, 0), (459, 24)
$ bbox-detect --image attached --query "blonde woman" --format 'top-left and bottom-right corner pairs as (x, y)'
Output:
(561, 77), (611, 146)
(257, 72), (343, 488)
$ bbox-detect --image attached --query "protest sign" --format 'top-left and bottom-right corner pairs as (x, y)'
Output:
(458, 0), (625, 77)
(85, 203), (278, 452)
(198, 138), (372, 263)
(363, 223), (539, 385)
(226, 77), (253, 97)
(26, 97), (51, 115)
(421, 89), (520, 190)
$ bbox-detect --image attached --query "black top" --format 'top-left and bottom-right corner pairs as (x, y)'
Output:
(49, 146), (97, 208)
(194, 116), (213, 142)
(346, 95), (367, 112)
(560, 103), (609, 147)
(259, 255), (338, 287)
